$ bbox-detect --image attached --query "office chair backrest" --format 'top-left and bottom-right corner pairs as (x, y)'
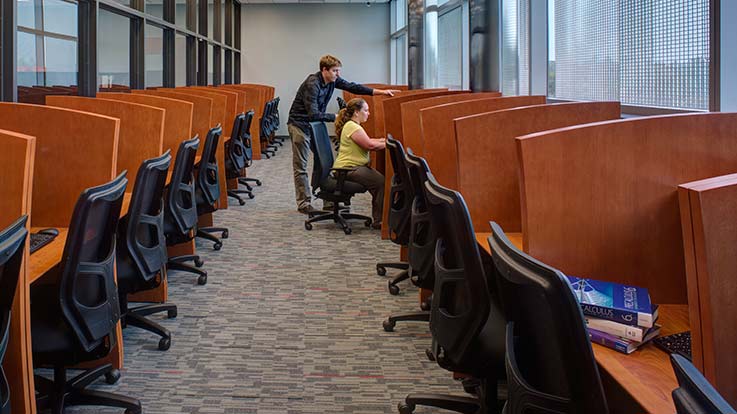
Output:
(0, 215), (28, 414)
(386, 135), (412, 245)
(337, 96), (347, 109)
(167, 136), (200, 235)
(124, 151), (171, 281)
(309, 121), (335, 193)
(424, 173), (491, 366)
(197, 125), (222, 206)
(488, 221), (608, 413)
(241, 110), (255, 166)
(671, 354), (737, 414)
(60, 172), (128, 353)
(227, 113), (248, 171)
(405, 150), (437, 286)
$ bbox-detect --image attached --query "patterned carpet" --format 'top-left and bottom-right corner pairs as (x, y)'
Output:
(64, 138), (459, 413)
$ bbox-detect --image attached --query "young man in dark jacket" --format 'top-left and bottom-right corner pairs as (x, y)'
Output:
(288, 54), (398, 214)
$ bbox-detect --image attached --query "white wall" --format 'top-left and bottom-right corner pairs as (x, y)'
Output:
(241, 3), (391, 135)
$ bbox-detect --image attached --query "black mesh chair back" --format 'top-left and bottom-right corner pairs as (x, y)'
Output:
(386, 135), (411, 245)
(488, 221), (608, 414)
(405, 150), (437, 288)
(241, 110), (255, 167)
(337, 96), (347, 109)
(261, 101), (272, 138)
(671, 354), (737, 414)
(273, 97), (280, 126)
(0, 216), (28, 414)
(60, 172), (128, 353)
(196, 125), (222, 209)
(165, 137), (199, 238)
(310, 121), (336, 193)
(226, 113), (247, 173)
(120, 151), (171, 282)
(424, 173), (491, 367)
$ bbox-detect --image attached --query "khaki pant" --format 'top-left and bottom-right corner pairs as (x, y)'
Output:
(289, 124), (313, 210)
(346, 165), (385, 223)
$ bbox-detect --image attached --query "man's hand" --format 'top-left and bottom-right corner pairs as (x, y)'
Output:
(374, 89), (402, 97)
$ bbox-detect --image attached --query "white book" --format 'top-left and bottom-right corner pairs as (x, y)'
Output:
(584, 316), (655, 342)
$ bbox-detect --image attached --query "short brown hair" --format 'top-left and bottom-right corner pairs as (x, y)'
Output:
(319, 55), (342, 71)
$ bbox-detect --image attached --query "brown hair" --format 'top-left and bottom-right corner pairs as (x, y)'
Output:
(319, 55), (342, 71)
(335, 98), (366, 138)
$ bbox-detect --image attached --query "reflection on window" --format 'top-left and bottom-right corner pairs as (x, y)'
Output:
(98, 8), (131, 88)
(175, 33), (188, 87)
(44, 37), (77, 86)
(17, 32), (39, 87)
(145, 25), (164, 87)
(145, 0), (164, 20)
(43, 0), (77, 36)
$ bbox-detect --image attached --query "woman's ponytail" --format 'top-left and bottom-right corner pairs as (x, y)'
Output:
(334, 98), (366, 139)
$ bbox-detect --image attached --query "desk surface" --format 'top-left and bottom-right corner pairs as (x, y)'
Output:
(475, 231), (684, 414)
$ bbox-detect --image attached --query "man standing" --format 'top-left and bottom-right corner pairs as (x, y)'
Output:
(288, 55), (399, 214)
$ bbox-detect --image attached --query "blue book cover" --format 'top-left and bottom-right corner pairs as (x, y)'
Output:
(588, 325), (661, 355)
(566, 276), (657, 328)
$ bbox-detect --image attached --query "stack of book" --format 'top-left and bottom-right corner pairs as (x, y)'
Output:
(567, 276), (661, 354)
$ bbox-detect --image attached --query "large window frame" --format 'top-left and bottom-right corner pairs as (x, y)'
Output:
(390, 0), (408, 85)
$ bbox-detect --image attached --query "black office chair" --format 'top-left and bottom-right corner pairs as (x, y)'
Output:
(0, 216), (28, 414)
(337, 96), (347, 109)
(260, 101), (277, 158)
(268, 98), (283, 147)
(397, 175), (506, 414)
(195, 125), (229, 250)
(383, 150), (436, 330)
(236, 110), (263, 190)
(225, 112), (253, 205)
(304, 121), (373, 234)
(165, 137), (208, 285)
(117, 151), (177, 351)
(378, 136), (412, 293)
(488, 221), (608, 414)
(671, 354), (736, 414)
(31, 172), (142, 414)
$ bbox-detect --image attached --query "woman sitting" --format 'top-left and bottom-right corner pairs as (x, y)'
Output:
(333, 98), (386, 229)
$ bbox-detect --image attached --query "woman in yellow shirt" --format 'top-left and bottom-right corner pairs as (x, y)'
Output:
(333, 98), (386, 228)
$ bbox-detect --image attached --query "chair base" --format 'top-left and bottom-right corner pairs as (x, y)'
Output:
(35, 365), (141, 414)
(227, 190), (247, 206)
(399, 393), (479, 414)
(383, 311), (430, 332)
(167, 258), (208, 285)
(197, 227), (228, 250)
(376, 261), (409, 276)
(304, 209), (372, 235)
(239, 177), (262, 187)
(123, 303), (177, 351)
(388, 270), (410, 295)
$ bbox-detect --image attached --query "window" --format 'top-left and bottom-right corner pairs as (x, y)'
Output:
(208, 44), (214, 85)
(145, 0), (164, 20)
(391, 0), (408, 85)
(501, 0), (529, 95)
(438, 7), (462, 89)
(548, 0), (710, 110)
(98, 8), (131, 88)
(208, 0), (215, 38)
(175, 33), (188, 86)
(145, 24), (164, 87)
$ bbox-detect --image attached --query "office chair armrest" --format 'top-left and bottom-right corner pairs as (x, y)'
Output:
(331, 167), (354, 194)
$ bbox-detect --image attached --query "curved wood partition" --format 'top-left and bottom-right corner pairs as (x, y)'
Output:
(133, 90), (212, 146)
(679, 174), (737, 407)
(98, 92), (194, 157)
(182, 87), (238, 137)
(421, 96), (546, 190)
(0, 129), (35, 414)
(0, 103), (119, 228)
(220, 85), (263, 158)
(400, 92), (501, 154)
(454, 102), (621, 231)
(517, 113), (737, 304)
(46, 96), (165, 185)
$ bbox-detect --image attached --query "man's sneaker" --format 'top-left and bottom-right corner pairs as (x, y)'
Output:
(298, 205), (320, 215)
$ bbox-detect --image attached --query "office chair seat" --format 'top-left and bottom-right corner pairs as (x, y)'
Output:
(319, 175), (366, 195)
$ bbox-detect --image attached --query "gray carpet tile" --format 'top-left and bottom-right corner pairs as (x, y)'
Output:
(59, 139), (461, 413)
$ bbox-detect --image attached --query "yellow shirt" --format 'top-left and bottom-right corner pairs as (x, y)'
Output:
(333, 120), (370, 169)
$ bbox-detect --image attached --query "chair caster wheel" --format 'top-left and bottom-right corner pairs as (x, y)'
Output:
(197, 274), (208, 285)
(343, 227), (352, 235)
(425, 348), (435, 361)
(398, 402), (415, 414)
(248, 193), (255, 199)
(194, 258), (204, 267)
(213, 242), (222, 251)
(124, 409), (142, 414)
(388, 282), (400, 296)
(167, 309), (177, 319)
(365, 219), (372, 227)
(305, 222), (313, 230)
(421, 299), (431, 311)
(158, 337), (171, 351)
(104, 369), (121, 384)
(382, 319), (395, 332)
(221, 230), (229, 239)
(238, 199), (246, 206)
(376, 265), (387, 276)
(255, 180), (262, 186)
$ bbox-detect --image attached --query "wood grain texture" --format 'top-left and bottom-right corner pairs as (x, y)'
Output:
(182, 87), (239, 137)
(98, 92), (194, 159)
(133, 90), (212, 152)
(517, 112), (737, 304)
(0, 130), (35, 414)
(454, 102), (621, 232)
(0, 103), (119, 228)
(46, 96), (165, 186)
(678, 174), (737, 407)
